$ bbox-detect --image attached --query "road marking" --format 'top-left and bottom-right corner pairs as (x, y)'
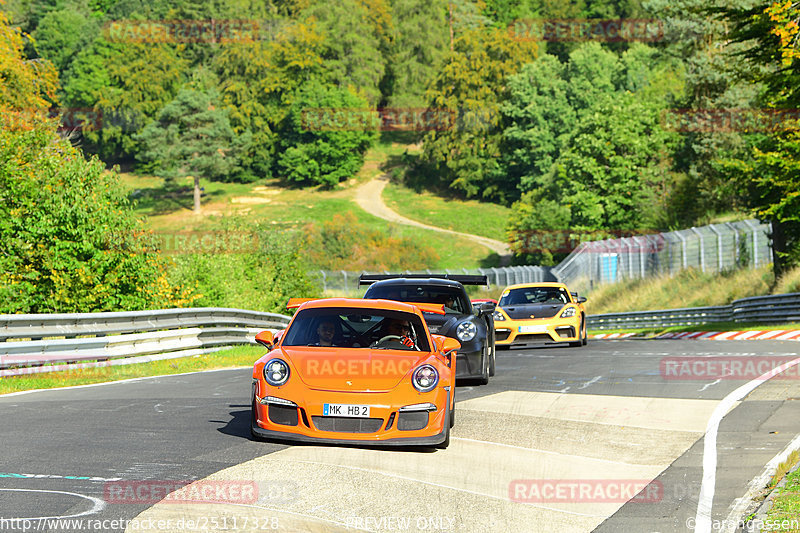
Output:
(0, 488), (105, 520)
(693, 356), (800, 533)
(698, 379), (721, 392)
(579, 376), (602, 389)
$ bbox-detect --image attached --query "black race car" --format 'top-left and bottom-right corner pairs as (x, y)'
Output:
(360, 274), (496, 384)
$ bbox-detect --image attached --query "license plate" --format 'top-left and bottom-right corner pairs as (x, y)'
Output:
(323, 404), (370, 417)
(518, 325), (547, 333)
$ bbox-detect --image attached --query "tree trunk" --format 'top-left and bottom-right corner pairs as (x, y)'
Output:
(193, 175), (201, 213)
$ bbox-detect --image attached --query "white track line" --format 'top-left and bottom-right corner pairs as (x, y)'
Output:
(694, 356), (800, 533)
(0, 488), (105, 520)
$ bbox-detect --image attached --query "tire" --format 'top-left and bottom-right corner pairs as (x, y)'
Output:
(488, 343), (496, 377)
(581, 317), (588, 345)
(449, 388), (455, 428)
(477, 344), (490, 385)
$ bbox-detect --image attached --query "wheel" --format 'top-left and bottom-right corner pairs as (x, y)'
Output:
(569, 319), (585, 348)
(477, 344), (490, 385)
(581, 318), (588, 345)
(488, 343), (496, 377)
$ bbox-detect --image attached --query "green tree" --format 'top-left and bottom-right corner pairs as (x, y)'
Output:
(385, 0), (449, 107)
(415, 25), (538, 200)
(62, 36), (188, 160)
(135, 88), (241, 213)
(714, 1), (800, 275)
(0, 114), (196, 313)
(275, 81), (377, 187)
(32, 6), (95, 72)
(301, 0), (389, 105)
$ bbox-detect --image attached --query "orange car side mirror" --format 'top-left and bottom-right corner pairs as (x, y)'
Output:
(442, 337), (461, 353)
(255, 330), (274, 349)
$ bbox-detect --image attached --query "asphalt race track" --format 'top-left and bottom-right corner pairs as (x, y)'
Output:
(2, 339), (800, 532)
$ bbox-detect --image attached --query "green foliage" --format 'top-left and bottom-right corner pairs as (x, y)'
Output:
(502, 43), (682, 264)
(385, 0), (449, 107)
(300, 0), (388, 105)
(63, 36), (188, 160)
(302, 212), (440, 270)
(0, 114), (196, 313)
(169, 225), (320, 312)
(31, 6), (95, 72)
(415, 25), (538, 200)
(136, 87), (241, 183)
(276, 81), (377, 186)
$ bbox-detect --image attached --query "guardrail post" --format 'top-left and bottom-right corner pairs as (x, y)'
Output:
(675, 231), (687, 270)
(320, 271), (327, 292)
(690, 227), (705, 272)
(341, 270), (348, 292)
(743, 219), (760, 268)
(708, 224), (723, 272)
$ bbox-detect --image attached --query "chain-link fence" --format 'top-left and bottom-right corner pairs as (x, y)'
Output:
(310, 266), (557, 294)
(552, 219), (773, 294)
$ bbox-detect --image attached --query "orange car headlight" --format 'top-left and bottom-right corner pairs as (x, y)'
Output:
(263, 358), (290, 386)
(492, 310), (505, 321)
(560, 307), (577, 318)
(412, 365), (439, 393)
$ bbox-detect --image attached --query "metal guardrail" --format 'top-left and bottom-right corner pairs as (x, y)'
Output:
(0, 308), (292, 376)
(587, 293), (800, 330)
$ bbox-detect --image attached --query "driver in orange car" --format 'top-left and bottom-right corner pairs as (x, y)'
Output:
(374, 318), (416, 348)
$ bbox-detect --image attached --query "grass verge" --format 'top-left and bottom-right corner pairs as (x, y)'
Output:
(766, 465), (800, 532)
(0, 345), (264, 395)
(382, 181), (511, 243)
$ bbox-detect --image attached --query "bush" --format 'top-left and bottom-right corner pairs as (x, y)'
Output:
(0, 114), (196, 313)
(302, 213), (439, 271)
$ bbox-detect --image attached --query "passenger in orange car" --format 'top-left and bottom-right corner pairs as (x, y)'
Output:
(314, 320), (337, 346)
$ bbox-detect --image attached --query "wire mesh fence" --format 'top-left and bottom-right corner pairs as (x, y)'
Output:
(309, 266), (557, 294)
(552, 219), (773, 294)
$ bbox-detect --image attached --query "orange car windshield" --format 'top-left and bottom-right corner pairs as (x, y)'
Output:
(281, 308), (430, 351)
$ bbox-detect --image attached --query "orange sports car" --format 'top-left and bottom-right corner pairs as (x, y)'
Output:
(493, 282), (588, 348)
(250, 298), (460, 448)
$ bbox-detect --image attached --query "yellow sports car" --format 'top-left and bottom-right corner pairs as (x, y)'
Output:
(493, 282), (587, 348)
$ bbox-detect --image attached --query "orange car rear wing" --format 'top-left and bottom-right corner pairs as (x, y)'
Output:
(286, 298), (317, 309)
(406, 303), (445, 315)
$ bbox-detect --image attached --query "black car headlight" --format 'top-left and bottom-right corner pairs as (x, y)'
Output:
(493, 310), (505, 321)
(456, 320), (477, 342)
(263, 358), (290, 386)
(560, 307), (577, 318)
(412, 364), (439, 393)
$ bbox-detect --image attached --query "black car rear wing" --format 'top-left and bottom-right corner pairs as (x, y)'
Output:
(358, 273), (489, 286)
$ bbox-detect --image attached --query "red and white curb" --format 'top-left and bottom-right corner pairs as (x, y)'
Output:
(591, 330), (800, 341)
(591, 332), (641, 339)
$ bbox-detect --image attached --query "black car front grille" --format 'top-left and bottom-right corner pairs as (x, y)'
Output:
(397, 411), (429, 431)
(556, 326), (575, 338)
(268, 404), (298, 426)
(495, 329), (511, 341)
(514, 333), (552, 343)
(312, 416), (384, 433)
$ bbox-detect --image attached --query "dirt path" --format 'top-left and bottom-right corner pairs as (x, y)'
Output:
(353, 175), (512, 259)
